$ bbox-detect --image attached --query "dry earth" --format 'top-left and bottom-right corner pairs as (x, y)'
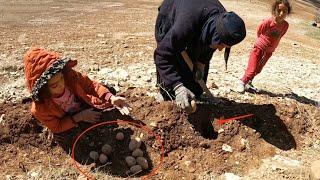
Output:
(0, 0), (319, 179)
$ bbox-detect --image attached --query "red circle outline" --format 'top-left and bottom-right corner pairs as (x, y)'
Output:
(71, 120), (164, 180)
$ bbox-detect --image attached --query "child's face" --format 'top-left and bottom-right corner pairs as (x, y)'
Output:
(275, 3), (288, 22)
(48, 72), (66, 97)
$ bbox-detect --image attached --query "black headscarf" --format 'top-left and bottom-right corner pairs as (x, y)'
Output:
(199, 11), (246, 70)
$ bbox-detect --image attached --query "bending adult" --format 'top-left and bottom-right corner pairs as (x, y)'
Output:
(154, 0), (246, 111)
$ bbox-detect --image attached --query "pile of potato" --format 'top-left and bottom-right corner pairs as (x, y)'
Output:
(125, 137), (149, 174)
(89, 132), (124, 164)
(88, 132), (149, 174)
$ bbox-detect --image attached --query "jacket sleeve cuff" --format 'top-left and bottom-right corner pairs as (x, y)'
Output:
(104, 92), (113, 102)
(173, 82), (183, 91)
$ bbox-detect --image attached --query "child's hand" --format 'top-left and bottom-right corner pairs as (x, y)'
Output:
(72, 108), (102, 123)
(110, 95), (131, 115)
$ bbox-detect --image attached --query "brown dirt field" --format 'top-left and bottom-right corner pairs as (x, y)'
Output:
(0, 0), (319, 179)
(1, 88), (319, 179)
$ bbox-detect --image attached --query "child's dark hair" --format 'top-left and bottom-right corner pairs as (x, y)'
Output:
(272, 0), (292, 15)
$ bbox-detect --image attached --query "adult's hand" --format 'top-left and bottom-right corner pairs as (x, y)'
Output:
(174, 84), (195, 110)
(72, 108), (102, 123)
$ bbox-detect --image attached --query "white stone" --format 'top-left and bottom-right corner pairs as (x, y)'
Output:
(222, 144), (233, 152)
(110, 69), (130, 81)
(310, 160), (320, 180)
(224, 173), (241, 180)
(0, 114), (5, 125)
(98, 68), (113, 75)
(272, 155), (300, 167)
(149, 122), (157, 127)
(218, 129), (224, 133)
(184, 160), (191, 166)
(97, 33), (105, 37)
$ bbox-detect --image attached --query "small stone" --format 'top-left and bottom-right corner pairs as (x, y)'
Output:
(312, 22), (317, 27)
(150, 121), (157, 127)
(310, 160), (320, 180)
(240, 138), (248, 150)
(222, 144), (233, 152)
(184, 161), (191, 166)
(30, 171), (39, 177)
(224, 173), (241, 180)
(218, 128), (224, 133)
(0, 114), (5, 125)
(97, 33), (105, 38)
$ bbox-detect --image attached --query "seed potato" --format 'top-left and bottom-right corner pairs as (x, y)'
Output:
(101, 144), (112, 155)
(136, 157), (148, 169)
(130, 165), (142, 174)
(89, 151), (99, 161)
(125, 156), (136, 167)
(99, 154), (108, 164)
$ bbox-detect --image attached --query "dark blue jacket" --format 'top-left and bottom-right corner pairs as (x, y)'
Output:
(154, 0), (226, 96)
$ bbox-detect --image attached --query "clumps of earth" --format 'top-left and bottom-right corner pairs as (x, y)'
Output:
(86, 131), (149, 175)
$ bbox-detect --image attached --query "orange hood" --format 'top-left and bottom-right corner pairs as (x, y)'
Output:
(24, 47), (77, 101)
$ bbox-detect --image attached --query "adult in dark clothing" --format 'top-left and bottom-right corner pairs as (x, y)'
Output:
(154, 0), (246, 111)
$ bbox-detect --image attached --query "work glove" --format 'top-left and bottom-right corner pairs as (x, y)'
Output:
(174, 84), (195, 110)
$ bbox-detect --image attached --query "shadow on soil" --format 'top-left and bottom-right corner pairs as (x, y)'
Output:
(257, 90), (319, 107)
(188, 97), (297, 150)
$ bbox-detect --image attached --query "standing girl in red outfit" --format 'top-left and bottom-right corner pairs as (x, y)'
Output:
(236, 0), (291, 93)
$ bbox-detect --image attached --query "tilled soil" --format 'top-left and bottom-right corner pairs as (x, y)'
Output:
(0, 88), (318, 179)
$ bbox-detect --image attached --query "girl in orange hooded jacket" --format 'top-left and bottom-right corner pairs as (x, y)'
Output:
(24, 48), (131, 148)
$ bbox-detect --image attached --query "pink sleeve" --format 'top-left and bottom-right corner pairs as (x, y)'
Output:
(257, 18), (270, 37)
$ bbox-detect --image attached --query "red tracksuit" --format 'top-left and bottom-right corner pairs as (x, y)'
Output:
(241, 17), (289, 84)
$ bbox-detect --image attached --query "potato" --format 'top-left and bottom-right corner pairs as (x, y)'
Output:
(116, 132), (124, 141)
(129, 138), (141, 151)
(99, 154), (108, 164)
(125, 156), (136, 167)
(132, 148), (143, 157)
(101, 144), (112, 155)
(130, 165), (142, 174)
(136, 157), (148, 169)
(89, 151), (99, 161)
